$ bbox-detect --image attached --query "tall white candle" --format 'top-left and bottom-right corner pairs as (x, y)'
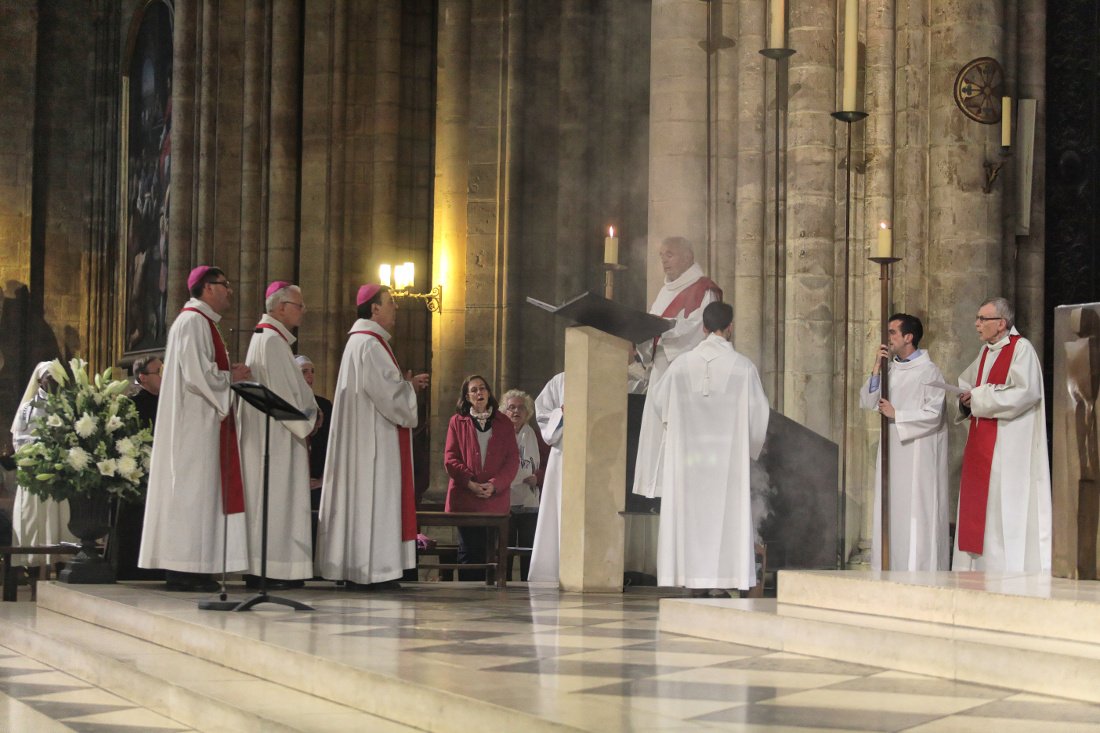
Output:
(842, 0), (858, 111)
(604, 226), (619, 265)
(1001, 96), (1012, 147)
(876, 222), (892, 259)
(769, 0), (786, 50)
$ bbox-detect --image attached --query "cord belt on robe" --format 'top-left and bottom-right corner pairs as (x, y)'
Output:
(351, 330), (417, 543)
(652, 278), (723, 352)
(182, 307), (245, 514)
(957, 334), (1020, 554)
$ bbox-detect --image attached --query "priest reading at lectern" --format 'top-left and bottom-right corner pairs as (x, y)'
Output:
(633, 302), (769, 597)
(139, 266), (252, 593)
(954, 297), (1051, 573)
(634, 236), (722, 387)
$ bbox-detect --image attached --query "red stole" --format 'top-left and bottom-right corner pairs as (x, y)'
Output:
(351, 330), (417, 543)
(181, 307), (245, 515)
(254, 322), (288, 343)
(957, 335), (1020, 554)
(653, 277), (723, 351)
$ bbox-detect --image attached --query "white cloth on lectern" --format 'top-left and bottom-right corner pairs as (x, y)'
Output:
(528, 372), (564, 584)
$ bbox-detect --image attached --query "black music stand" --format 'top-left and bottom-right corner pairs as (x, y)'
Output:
(228, 381), (313, 612)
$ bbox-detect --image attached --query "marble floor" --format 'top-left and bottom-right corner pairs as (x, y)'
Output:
(6, 580), (1100, 732)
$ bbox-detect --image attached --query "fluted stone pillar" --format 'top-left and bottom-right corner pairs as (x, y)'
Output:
(853, 0), (897, 560)
(1014, 0), (1045, 345)
(783, 3), (837, 439)
(239, 2), (266, 320)
(648, 0), (709, 301)
(268, 0), (302, 281)
(928, 2), (1005, 483)
(430, 0), (471, 467)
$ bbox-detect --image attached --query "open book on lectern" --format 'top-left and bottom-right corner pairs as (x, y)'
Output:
(526, 291), (672, 344)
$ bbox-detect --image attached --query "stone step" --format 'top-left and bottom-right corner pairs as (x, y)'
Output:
(658, 570), (1100, 705)
(1, 603), (420, 732)
(30, 582), (598, 732)
(779, 569), (1100, 644)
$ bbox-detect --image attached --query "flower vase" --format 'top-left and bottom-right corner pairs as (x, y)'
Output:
(59, 492), (116, 584)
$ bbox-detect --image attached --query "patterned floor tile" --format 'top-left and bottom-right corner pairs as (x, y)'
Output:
(693, 702), (937, 731)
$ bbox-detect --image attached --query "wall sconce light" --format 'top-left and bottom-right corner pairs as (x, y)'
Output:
(378, 262), (442, 312)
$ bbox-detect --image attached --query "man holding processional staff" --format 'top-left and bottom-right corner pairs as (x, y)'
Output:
(859, 313), (950, 571)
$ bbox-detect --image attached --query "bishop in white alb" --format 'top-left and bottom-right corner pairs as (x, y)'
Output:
(238, 313), (317, 579)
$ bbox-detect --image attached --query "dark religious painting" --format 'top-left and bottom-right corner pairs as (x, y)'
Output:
(124, 1), (173, 352)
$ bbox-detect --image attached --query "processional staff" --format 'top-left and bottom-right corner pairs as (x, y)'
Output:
(871, 223), (899, 570)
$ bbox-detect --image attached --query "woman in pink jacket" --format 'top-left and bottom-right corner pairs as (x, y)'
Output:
(444, 375), (519, 579)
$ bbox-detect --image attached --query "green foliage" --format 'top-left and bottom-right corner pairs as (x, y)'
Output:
(14, 358), (153, 503)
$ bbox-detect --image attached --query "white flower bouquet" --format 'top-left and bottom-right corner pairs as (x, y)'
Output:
(14, 358), (153, 503)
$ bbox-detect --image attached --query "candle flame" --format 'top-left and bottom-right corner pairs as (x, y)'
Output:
(880, 221), (890, 230)
(608, 226), (615, 237)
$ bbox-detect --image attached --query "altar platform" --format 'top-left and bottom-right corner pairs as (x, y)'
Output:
(661, 569), (1100, 707)
(3, 578), (1100, 731)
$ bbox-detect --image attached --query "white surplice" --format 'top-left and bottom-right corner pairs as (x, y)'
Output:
(634, 334), (769, 590)
(859, 350), (950, 571)
(314, 319), (418, 584)
(237, 314), (318, 579)
(139, 299), (248, 573)
(10, 390), (76, 566)
(528, 372), (564, 584)
(636, 263), (718, 386)
(952, 329), (1052, 573)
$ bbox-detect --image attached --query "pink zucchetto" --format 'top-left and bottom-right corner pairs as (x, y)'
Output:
(356, 284), (382, 306)
(187, 265), (213, 291)
(266, 280), (292, 298)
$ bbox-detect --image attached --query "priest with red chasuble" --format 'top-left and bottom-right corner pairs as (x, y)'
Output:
(314, 285), (430, 588)
(140, 266), (252, 592)
(954, 297), (1052, 573)
(635, 236), (723, 388)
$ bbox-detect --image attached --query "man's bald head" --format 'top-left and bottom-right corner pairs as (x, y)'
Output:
(659, 237), (695, 281)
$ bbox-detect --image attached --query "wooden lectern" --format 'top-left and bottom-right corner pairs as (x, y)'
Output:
(528, 292), (670, 591)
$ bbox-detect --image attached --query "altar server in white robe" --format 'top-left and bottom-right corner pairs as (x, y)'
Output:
(859, 313), (950, 571)
(237, 282), (318, 585)
(10, 361), (76, 568)
(954, 297), (1052, 573)
(635, 236), (722, 387)
(140, 266), (252, 592)
(315, 284), (430, 587)
(528, 372), (564, 584)
(634, 302), (769, 595)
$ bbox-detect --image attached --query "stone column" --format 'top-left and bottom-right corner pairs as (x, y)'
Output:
(238, 1), (267, 320)
(928, 1), (1004, 455)
(783, 2), (837, 439)
(854, 0), (897, 561)
(430, 0), (471, 469)
(267, 0), (302, 281)
(168, 0), (198, 301)
(648, 0), (709, 301)
(1014, 0), (1045, 346)
(730, 0), (768, 375)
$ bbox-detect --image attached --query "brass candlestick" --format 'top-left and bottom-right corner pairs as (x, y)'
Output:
(603, 263), (627, 300)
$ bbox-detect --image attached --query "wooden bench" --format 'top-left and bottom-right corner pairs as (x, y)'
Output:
(2, 544), (81, 601)
(416, 511), (510, 588)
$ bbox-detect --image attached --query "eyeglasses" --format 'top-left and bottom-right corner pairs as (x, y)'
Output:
(285, 301), (306, 311)
(975, 315), (1003, 322)
(208, 280), (231, 289)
